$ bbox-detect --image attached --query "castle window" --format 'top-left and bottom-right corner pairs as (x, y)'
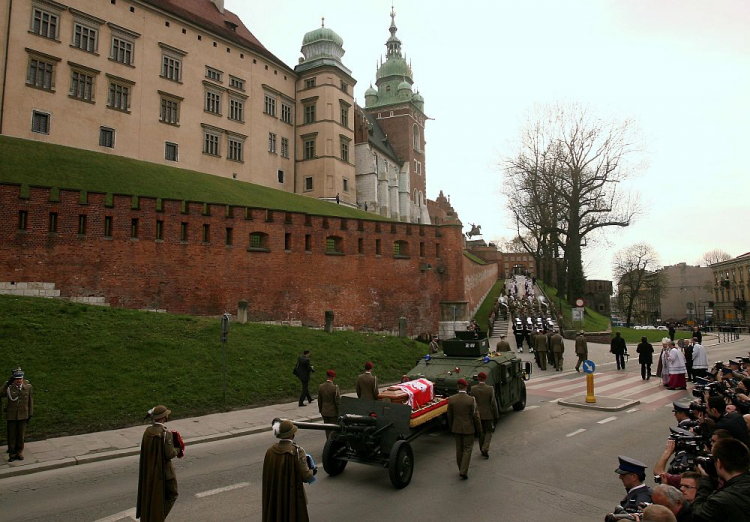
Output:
(31, 7), (59, 40)
(303, 138), (316, 160)
(358, 238), (364, 254)
(281, 103), (292, 124)
(49, 212), (58, 233)
(420, 242), (425, 257)
(248, 232), (269, 251)
(281, 137), (289, 158)
(305, 234), (311, 252)
(264, 95), (276, 116)
(107, 75), (134, 112)
(99, 127), (115, 148)
(268, 132), (277, 153)
(131, 218), (139, 238)
(205, 89), (221, 115)
(205, 66), (223, 82)
(161, 55), (182, 82)
(304, 177), (313, 191)
(202, 224), (210, 243)
(285, 233), (291, 251)
(304, 103), (316, 124)
(340, 101), (350, 127)
(305, 77), (316, 89)
(160, 95), (180, 124)
(73, 23), (98, 53)
(111, 36), (134, 65)
(70, 68), (96, 102)
(436, 243), (441, 258)
(326, 236), (343, 255)
(18, 211), (28, 231)
(375, 239), (382, 256)
(228, 136), (244, 162)
(413, 124), (420, 151)
(229, 76), (244, 90)
(180, 222), (188, 241)
(342, 178), (349, 192)
(156, 220), (164, 240)
(203, 129), (221, 156)
(340, 81), (348, 93)
(165, 142), (178, 161)
(27, 53), (57, 91)
(31, 110), (50, 134)
(225, 227), (233, 245)
(340, 139), (349, 162)
(229, 97), (244, 122)
(78, 215), (87, 235)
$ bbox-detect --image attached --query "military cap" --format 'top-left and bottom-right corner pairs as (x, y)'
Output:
(149, 405), (171, 421)
(615, 456), (648, 475)
(672, 400), (691, 414)
(728, 359), (740, 366)
(273, 419), (297, 439)
(740, 357), (750, 364)
(326, 369), (336, 378)
(365, 361), (373, 370)
(477, 372), (487, 381)
(11, 367), (24, 379)
(457, 378), (469, 387)
(721, 367), (734, 374)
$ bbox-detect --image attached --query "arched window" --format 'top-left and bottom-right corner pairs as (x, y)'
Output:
(394, 240), (409, 257)
(249, 232), (270, 251)
(326, 235), (344, 254)
(413, 124), (420, 150)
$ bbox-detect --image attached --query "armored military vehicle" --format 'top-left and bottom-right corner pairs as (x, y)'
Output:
(406, 330), (531, 411)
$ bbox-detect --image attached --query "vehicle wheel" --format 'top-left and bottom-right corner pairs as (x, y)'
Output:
(322, 438), (347, 476)
(388, 440), (414, 489)
(512, 382), (527, 411)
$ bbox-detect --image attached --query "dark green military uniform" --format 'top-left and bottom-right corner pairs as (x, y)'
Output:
(1, 369), (33, 461)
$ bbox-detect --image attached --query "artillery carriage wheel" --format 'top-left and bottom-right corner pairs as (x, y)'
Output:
(388, 439), (414, 489)
(322, 438), (348, 476)
(512, 382), (527, 411)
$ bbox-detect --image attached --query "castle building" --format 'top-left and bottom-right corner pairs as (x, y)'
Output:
(0, 0), (353, 200)
(354, 7), (429, 223)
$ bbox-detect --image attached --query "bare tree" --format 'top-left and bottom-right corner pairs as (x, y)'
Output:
(612, 243), (663, 327)
(699, 249), (732, 266)
(504, 103), (643, 303)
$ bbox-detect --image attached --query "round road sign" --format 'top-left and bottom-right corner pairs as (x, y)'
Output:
(575, 298), (586, 307)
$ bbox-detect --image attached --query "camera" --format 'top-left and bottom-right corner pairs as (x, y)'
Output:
(696, 455), (717, 478)
(604, 504), (650, 522)
(689, 400), (706, 413)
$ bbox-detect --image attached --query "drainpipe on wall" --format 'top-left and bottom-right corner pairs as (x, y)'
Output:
(0, 0), (14, 134)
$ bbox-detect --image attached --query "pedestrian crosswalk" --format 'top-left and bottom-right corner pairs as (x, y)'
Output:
(524, 369), (694, 410)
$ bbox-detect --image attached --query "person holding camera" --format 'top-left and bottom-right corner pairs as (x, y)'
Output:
(1, 368), (33, 462)
(705, 395), (749, 447)
(692, 438), (750, 522)
(651, 484), (692, 522)
(262, 419), (315, 522)
(295, 350), (315, 407)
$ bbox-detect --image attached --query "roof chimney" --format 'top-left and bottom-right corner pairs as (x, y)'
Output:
(211, 0), (225, 14)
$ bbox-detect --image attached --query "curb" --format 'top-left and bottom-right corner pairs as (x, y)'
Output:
(0, 414), (323, 480)
(557, 395), (640, 412)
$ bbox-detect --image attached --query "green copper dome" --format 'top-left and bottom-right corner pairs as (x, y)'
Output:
(412, 91), (423, 102)
(398, 79), (411, 91)
(302, 26), (344, 47)
(378, 57), (411, 80)
(365, 85), (378, 97)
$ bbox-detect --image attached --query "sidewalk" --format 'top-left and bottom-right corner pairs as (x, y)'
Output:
(0, 395), (332, 480)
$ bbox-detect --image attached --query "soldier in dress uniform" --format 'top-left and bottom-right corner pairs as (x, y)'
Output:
(614, 456), (653, 511)
(470, 372), (499, 458)
(447, 378), (481, 479)
(575, 331), (588, 372)
(535, 330), (549, 370)
(356, 362), (379, 400)
(672, 400), (694, 429)
(495, 335), (511, 353)
(550, 329), (565, 371)
(1, 368), (33, 462)
(318, 370), (340, 440)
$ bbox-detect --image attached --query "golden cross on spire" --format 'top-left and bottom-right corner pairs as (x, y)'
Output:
(321, 16), (325, 27)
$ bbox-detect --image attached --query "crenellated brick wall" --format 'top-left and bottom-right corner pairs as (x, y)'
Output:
(462, 254), (499, 318)
(0, 183), (471, 334)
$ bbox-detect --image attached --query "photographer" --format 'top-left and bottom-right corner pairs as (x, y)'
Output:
(651, 484), (692, 522)
(692, 438), (750, 522)
(705, 395), (749, 447)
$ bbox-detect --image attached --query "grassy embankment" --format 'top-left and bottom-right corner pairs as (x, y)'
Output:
(0, 136), (390, 220)
(538, 281), (611, 332)
(474, 279), (505, 332)
(0, 295), (428, 441)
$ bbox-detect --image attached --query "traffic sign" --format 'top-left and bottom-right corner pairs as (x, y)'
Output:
(582, 360), (596, 374)
(575, 297), (586, 307)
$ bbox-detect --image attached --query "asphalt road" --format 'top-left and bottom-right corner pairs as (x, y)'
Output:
(2, 339), (746, 522)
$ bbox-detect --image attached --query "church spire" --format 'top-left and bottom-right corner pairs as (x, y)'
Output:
(386, 4), (402, 58)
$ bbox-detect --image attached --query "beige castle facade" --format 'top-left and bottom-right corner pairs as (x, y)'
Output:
(0, 0), (355, 200)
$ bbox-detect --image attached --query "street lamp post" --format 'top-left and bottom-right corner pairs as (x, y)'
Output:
(681, 287), (698, 324)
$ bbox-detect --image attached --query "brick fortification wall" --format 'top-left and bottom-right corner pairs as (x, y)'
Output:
(462, 254), (499, 318)
(0, 184), (468, 334)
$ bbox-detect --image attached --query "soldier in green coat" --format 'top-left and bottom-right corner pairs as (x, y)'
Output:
(1, 368), (33, 462)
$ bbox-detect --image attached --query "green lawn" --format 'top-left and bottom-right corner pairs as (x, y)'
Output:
(610, 328), (692, 344)
(0, 295), (428, 440)
(474, 279), (505, 332)
(0, 136), (390, 219)
(539, 282), (611, 332)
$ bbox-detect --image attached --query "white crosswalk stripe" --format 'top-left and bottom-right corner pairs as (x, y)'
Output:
(195, 482), (251, 498)
(93, 508), (136, 522)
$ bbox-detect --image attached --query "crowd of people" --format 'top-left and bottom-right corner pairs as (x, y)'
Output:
(607, 352), (750, 522)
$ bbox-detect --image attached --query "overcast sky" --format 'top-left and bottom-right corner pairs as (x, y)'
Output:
(228, 0), (750, 281)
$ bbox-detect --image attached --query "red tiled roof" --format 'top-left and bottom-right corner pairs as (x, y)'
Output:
(141, 0), (292, 71)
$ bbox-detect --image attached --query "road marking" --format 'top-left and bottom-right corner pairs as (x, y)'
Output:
(566, 429), (586, 437)
(524, 405), (540, 410)
(597, 416), (617, 424)
(640, 389), (690, 404)
(195, 482), (251, 498)
(93, 508), (136, 522)
(627, 408), (639, 413)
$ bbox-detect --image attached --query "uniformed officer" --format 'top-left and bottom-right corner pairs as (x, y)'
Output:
(672, 400), (694, 429)
(318, 370), (340, 440)
(1, 368), (33, 462)
(356, 362), (379, 400)
(614, 456), (653, 511)
(550, 329), (565, 371)
(470, 372), (499, 458)
(574, 331), (588, 372)
(535, 330), (549, 370)
(495, 335), (511, 353)
(447, 378), (481, 479)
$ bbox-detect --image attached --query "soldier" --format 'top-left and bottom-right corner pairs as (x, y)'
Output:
(356, 362), (379, 400)
(429, 335), (440, 354)
(550, 329), (565, 371)
(672, 401), (694, 429)
(614, 456), (653, 511)
(495, 334), (511, 353)
(262, 419), (314, 522)
(1, 368), (33, 462)
(447, 378), (481, 479)
(136, 405), (180, 522)
(470, 372), (499, 458)
(575, 331), (588, 372)
(318, 370), (340, 440)
(535, 329), (549, 370)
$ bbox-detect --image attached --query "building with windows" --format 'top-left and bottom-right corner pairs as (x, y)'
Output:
(354, 7), (429, 223)
(0, 0), (354, 198)
(710, 252), (749, 325)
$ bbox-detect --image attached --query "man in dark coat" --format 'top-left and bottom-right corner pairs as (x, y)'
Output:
(614, 456), (653, 512)
(262, 419), (314, 522)
(682, 338), (694, 382)
(611, 332), (628, 370)
(136, 405), (179, 522)
(1, 368), (33, 462)
(637, 336), (654, 380)
(470, 372), (499, 458)
(447, 379), (481, 479)
(296, 351), (314, 407)
(692, 438), (750, 522)
(668, 324), (676, 342)
(535, 330), (549, 370)
(575, 331), (588, 372)
(317, 370), (340, 440)
(355, 362), (378, 400)
(550, 330), (565, 371)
